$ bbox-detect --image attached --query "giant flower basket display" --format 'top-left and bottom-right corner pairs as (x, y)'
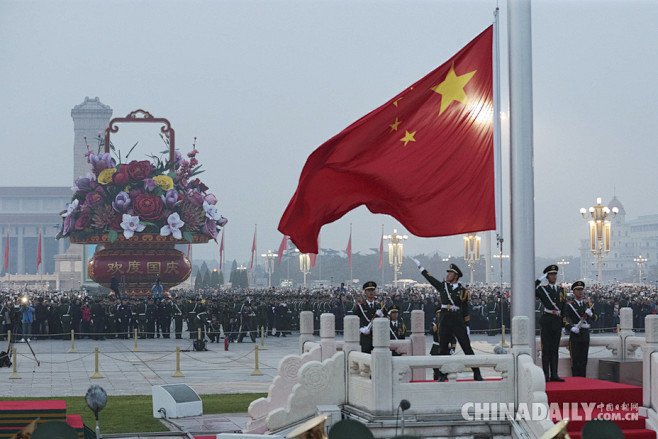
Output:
(57, 110), (227, 294)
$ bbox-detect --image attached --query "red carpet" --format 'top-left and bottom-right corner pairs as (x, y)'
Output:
(546, 377), (655, 439)
(0, 401), (84, 439)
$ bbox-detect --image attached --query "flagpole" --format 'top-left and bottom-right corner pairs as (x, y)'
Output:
(508, 0), (536, 358)
(380, 224), (384, 288)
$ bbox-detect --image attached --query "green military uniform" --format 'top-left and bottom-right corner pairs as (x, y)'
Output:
(106, 299), (117, 338)
(59, 300), (72, 340)
(564, 281), (598, 377)
(535, 264), (567, 382)
(173, 299), (185, 339)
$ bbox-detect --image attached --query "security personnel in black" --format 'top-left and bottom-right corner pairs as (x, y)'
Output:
(90, 298), (106, 340)
(106, 297), (117, 338)
(413, 259), (483, 381)
(536, 264), (567, 382)
(59, 298), (72, 340)
(145, 297), (157, 339)
(187, 299), (200, 339)
(564, 281), (598, 377)
(158, 298), (173, 339)
(486, 296), (498, 336)
(355, 281), (386, 354)
(172, 297), (185, 339)
(116, 298), (131, 339)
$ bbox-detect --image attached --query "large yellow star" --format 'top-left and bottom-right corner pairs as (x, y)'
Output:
(400, 130), (416, 146)
(389, 117), (401, 132)
(431, 63), (477, 115)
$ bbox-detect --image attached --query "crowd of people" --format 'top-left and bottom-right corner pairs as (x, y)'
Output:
(1, 281), (656, 343)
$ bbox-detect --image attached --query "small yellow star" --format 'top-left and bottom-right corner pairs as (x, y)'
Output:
(393, 97), (403, 108)
(400, 130), (416, 146)
(389, 118), (401, 132)
(431, 63), (477, 115)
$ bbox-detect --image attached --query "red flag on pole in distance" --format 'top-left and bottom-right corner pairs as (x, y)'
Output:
(219, 229), (225, 270)
(276, 235), (288, 267)
(36, 232), (42, 270)
(346, 232), (352, 268)
(378, 232), (383, 269)
(279, 27), (495, 254)
(4, 231), (9, 271)
(187, 244), (191, 258)
(249, 230), (256, 270)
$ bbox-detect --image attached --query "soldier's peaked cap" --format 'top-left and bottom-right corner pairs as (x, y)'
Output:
(363, 281), (377, 290)
(543, 264), (559, 274)
(572, 280), (585, 290)
(388, 305), (399, 314)
(447, 264), (463, 278)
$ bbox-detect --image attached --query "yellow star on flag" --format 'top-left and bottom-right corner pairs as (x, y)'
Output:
(400, 130), (416, 146)
(389, 117), (401, 132)
(431, 63), (476, 115)
(393, 97), (403, 107)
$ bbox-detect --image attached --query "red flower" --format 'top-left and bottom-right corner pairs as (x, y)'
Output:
(192, 178), (209, 192)
(113, 172), (129, 186)
(133, 194), (164, 221)
(109, 214), (123, 231)
(126, 160), (152, 182)
(74, 210), (92, 230)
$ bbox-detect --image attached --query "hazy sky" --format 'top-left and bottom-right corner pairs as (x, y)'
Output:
(1, 0), (657, 267)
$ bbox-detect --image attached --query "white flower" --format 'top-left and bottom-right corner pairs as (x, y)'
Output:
(120, 214), (145, 239)
(62, 199), (79, 217)
(160, 212), (185, 240)
(203, 200), (221, 221)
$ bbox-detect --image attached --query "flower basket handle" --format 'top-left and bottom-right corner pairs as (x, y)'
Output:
(104, 109), (175, 172)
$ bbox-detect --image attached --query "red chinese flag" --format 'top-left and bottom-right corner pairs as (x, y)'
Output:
(346, 232), (352, 268)
(219, 229), (225, 270)
(36, 232), (42, 270)
(249, 230), (256, 270)
(3, 231), (8, 271)
(279, 27), (495, 253)
(276, 235), (288, 267)
(378, 232), (383, 269)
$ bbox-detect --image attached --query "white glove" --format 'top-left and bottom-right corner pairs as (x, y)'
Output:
(375, 309), (384, 318)
(571, 327), (580, 334)
(561, 328), (566, 336)
(466, 326), (470, 336)
(360, 326), (370, 335)
(412, 258), (424, 271)
(449, 348), (455, 355)
(538, 273), (547, 282)
(585, 309), (593, 317)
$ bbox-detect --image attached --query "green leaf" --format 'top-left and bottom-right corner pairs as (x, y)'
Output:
(109, 230), (118, 243)
(167, 171), (176, 179)
(183, 231), (194, 243)
(125, 141), (139, 159)
(139, 221), (157, 228)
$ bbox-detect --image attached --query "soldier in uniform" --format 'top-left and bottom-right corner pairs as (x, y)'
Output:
(116, 298), (131, 339)
(536, 264), (567, 382)
(106, 297), (117, 339)
(135, 298), (148, 339)
(172, 297), (185, 339)
(564, 281), (598, 377)
(159, 297), (173, 339)
(486, 296), (498, 336)
(388, 306), (406, 340)
(187, 298), (200, 339)
(413, 259), (483, 381)
(354, 281), (386, 354)
(145, 297), (156, 339)
(90, 298), (106, 340)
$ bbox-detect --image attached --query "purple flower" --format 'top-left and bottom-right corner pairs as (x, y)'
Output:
(72, 175), (94, 193)
(89, 153), (114, 175)
(186, 189), (205, 207)
(61, 214), (75, 236)
(61, 199), (79, 217)
(160, 213), (185, 240)
(217, 217), (228, 227)
(202, 201), (221, 221)
(120, 214), (145, 239)
(202, 219), (218, 239)
(129, 188), (143, 200)
(204, 194), (218, 205)
(144, 178), (156, 192)
(161, 189), (182, 209)
(112, 191), (131, 213)
(174, 150), (183, 167)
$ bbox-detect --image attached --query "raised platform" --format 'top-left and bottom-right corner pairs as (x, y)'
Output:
(0, 400), (84, 439)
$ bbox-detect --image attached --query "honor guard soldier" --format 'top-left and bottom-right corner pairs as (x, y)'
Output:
(355, 281), (386, 353)
(59, 298), (72, 340)
(388, 306), (406, 340)
(413, 259), (483, 381)
(564, 281), (597, 377)
(536, 264), (567, 382)
(173, 297), (185, 339)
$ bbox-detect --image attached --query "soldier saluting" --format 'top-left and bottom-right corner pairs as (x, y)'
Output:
(413, 259), (483, 382)
(564, 281), (597, 377)
(355, 281), (386, 354)
(535, 264), (567, 382)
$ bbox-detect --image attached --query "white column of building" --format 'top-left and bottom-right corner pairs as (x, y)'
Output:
(17, 226), (24, 274)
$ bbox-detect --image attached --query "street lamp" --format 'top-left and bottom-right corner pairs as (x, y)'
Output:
(463, 233), (481, 284)
(261, 250), (278, 288)
(492, 253), (509, 287)
(557, 259), (570, 285)
(633, 255), (648, 285)
(299, 251), (311, 287)
(580, 197), (618, 285)
(383, 229), (408, 288)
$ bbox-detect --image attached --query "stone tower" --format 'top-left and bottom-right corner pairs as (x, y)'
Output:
(71, 97), (113, 181)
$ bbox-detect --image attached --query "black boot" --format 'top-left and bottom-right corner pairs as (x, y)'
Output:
(473, 368), (484, 381)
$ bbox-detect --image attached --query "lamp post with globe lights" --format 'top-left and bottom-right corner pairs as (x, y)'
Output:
(463, 233), (481, 285)
(580, 197), (618, 285)
(298, 251), (311, 287)
(634, 255), (648, 285)
(557, 259), (570, 285)
(261, 250), (278, 288)
(383, 229), (408, 288)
